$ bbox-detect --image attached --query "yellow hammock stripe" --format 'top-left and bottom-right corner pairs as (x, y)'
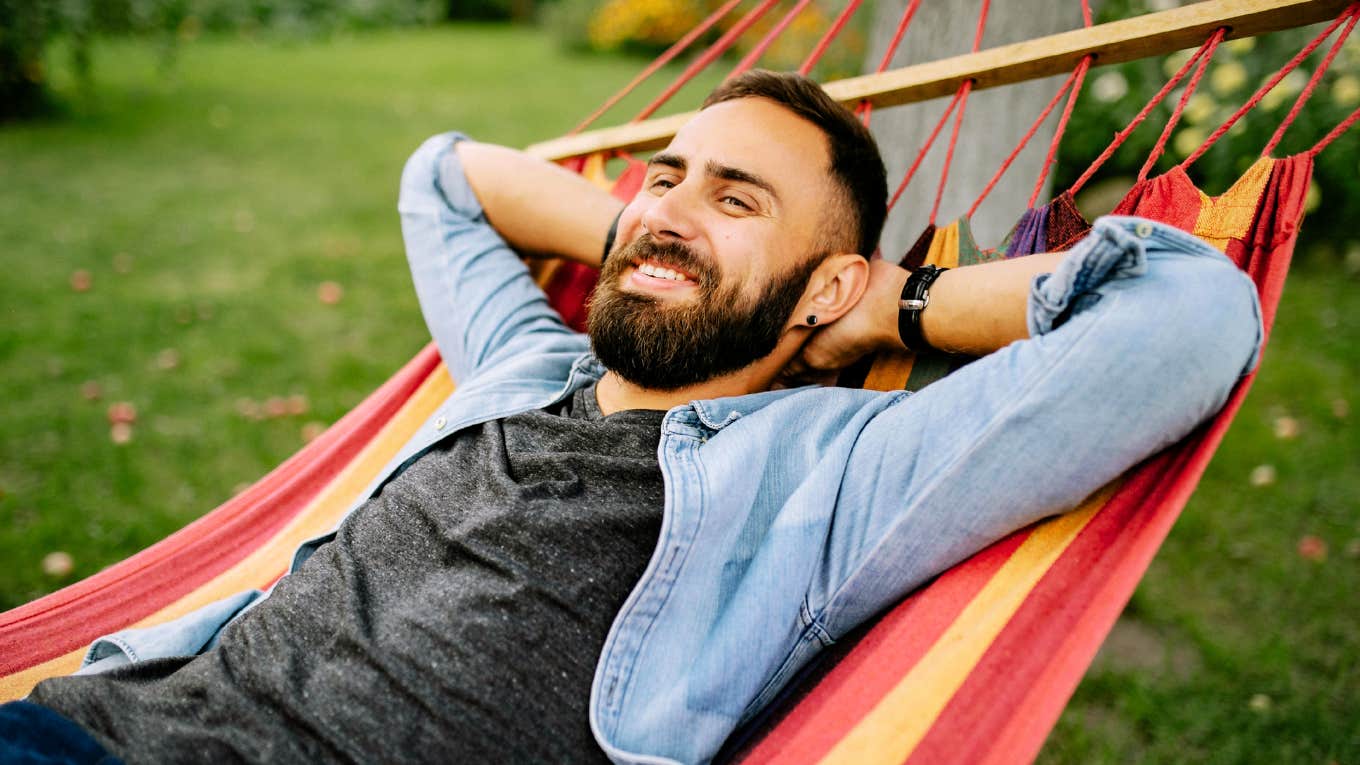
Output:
(817, 483), (1115, 765)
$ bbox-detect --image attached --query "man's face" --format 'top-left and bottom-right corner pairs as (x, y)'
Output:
(587, 97), (841, 390)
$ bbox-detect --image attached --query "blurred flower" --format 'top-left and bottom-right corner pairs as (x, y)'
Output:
(1210, 60), (1247, 95)
(1093, 72), (1128, 103)
(1249, 464), (1276, 487)
(1183, 93), (1216, 125)
(287, 394), (309, 416)
(1174, 127), (1207, 158)
(1304, 184), (1321, 214)
(1331, 398), (1349, 419)
(1296, 535), (1327, 562)
(80, 381), (103, 401)
(70, 270), (92, 292)
(1262, 70), (1308, 111)
(318, 281), (344, 304)
(1333, 75), (1360, 107)
(265, 397), (290, 418)
(42, 551), (74, 578)
(156, 348), (180, 370)
(1163, 49), (1194, 78)
(1345, 539), (1360, 559)
(1248, 693), (1272, 712)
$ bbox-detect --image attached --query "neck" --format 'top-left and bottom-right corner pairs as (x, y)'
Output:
(594, 352), (797, 416)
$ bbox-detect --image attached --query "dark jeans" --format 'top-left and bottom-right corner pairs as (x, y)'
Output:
(0, 702), (120, 765)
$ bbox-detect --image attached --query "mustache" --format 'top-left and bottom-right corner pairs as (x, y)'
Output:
(613, 234), (717, 287)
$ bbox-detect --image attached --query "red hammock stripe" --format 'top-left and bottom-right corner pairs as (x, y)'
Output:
(860, 0), (924, 127)
(734, 530), (1034, 764)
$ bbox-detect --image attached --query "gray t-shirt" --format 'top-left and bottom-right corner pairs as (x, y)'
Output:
(32, 383), (666, 763)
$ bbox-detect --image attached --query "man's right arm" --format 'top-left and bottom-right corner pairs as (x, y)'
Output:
(398, 134), (614, 382)
(456, 142), (624, 268)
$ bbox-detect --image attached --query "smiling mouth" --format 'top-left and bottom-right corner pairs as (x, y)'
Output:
(632, 258), (700, 284)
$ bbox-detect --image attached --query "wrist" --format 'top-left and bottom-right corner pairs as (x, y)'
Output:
(869, 260), (912, 351)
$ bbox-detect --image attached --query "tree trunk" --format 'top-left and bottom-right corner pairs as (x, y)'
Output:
(864, 0), (1087, 255)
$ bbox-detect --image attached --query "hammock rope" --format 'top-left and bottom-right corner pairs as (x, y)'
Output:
(886, 86), (966, 211)
(1068, 29), (1225, 196)
(1183, 2), (1358, 167)
(858, 0), (924, 124)
(1261, 7), (1359, 155)
(798, 0), (865, 76)
(926, 0), (992, 224)
(730, 0), (819, 79)
(632, 0), (782, 122)
(1136, 27), (1225, 182)
(569, 0), (745, 134)
(1028, 58), (1090, 207)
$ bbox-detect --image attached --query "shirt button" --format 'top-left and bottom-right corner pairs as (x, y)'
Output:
(1135, 221), (1154, 238)
(434, 416), (447, 431)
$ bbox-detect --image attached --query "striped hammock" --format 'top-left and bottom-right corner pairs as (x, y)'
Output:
(2, 2), (1355, 762)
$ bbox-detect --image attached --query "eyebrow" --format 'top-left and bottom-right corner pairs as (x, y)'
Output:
(648, 153), (779, 201)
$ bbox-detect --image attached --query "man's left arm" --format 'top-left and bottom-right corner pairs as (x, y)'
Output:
(805, 218), (1263, 635)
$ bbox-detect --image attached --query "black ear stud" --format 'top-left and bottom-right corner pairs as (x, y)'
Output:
(807, 315), (819, 326)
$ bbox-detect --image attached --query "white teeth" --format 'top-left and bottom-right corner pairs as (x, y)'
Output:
(638, 263), (689, 282)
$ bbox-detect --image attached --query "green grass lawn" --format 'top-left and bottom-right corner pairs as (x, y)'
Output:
(1, 24), (1355, 763)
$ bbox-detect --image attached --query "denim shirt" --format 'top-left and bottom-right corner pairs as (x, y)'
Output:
(76, 133), (1263, 765)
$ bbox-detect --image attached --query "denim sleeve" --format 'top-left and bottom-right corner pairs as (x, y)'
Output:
(398, 132), (580, 383)
(817, 216), (1264, 635)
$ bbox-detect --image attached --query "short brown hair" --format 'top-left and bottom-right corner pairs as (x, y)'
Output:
(702, 70), (887, 257)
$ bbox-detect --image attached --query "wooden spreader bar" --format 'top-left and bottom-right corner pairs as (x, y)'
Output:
(527, 0), (1350, 160)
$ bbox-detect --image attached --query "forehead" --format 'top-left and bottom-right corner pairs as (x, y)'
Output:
(665, 98), (833, 199)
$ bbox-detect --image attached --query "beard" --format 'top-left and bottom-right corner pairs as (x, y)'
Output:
(587, 234), (821, 391)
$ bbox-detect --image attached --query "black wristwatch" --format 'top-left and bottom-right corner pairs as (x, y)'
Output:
(898, 265), (949, 352)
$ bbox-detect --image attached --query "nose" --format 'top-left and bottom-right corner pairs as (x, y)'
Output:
(640, 180), (700, 242)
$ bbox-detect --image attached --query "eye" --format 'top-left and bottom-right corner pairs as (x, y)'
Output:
(649, 176), (677, 193)
(720, 195), (753, 211)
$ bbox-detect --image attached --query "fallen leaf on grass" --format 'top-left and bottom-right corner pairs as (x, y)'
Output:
(1297, 535), (1328, 562)
(110, 422), (134, 445)
(318, 281), (344, 304)
(42, 551), (74, 578)
(1272, 416), (1299, 439)
(81, 381), (103, 401)
(301, 421), (326, 442)
(70, 270), (92, 292)
(107, 401), (137, 425)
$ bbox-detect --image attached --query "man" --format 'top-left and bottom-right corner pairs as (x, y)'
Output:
(5, 70), (1261, 764)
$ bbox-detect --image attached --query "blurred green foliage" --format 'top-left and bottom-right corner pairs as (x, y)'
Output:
(1, 0), (445, 120)
(1054, 0), (1360, 259)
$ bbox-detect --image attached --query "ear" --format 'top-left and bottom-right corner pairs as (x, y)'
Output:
(792, 253), (870, 328)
